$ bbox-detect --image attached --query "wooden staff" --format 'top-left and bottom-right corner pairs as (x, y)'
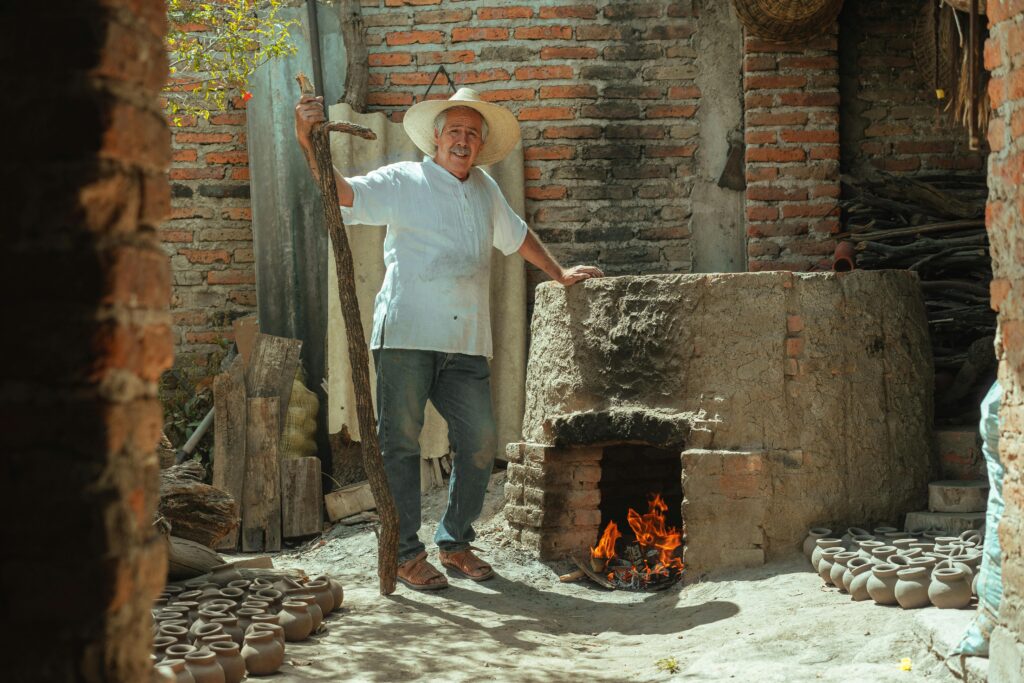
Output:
(295, 72), (398, 595)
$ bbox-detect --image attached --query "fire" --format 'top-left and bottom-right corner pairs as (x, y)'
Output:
(590, 494), (684, 587)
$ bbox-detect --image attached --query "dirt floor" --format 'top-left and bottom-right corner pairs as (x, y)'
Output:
(261, 471), (980, 682)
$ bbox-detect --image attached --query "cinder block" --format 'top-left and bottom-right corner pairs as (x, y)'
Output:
(904, 510), (985, 534)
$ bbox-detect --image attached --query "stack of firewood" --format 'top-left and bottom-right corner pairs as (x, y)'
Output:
(839, 172), (995, 424)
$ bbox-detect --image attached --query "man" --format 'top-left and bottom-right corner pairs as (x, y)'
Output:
(295, 87), (602, 590)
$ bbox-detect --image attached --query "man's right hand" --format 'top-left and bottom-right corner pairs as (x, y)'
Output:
(295, 95), (326, 147)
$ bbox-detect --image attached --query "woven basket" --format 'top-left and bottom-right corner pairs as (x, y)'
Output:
(733, 0), (845, 41)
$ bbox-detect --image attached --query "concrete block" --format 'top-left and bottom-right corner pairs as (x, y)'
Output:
(929, 480), (989, 513)
(904, 510), (985, 534)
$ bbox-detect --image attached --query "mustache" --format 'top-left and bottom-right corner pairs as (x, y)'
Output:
(451, 144), (471, 155)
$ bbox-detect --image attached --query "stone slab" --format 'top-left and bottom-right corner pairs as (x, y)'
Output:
(905, 510), (986, 534)
(912, 609), (988, 683)
(929, 480), (989, 513)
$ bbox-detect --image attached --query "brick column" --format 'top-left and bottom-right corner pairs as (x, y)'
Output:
(984, 0), (1024, 675)
(1, 1), (172, 679)
(743, 32), (841, 271)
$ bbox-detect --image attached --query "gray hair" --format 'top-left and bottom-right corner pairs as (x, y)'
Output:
(433, 106), (489, 142)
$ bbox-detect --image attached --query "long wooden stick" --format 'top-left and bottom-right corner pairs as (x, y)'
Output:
(295, 72), (398, 595)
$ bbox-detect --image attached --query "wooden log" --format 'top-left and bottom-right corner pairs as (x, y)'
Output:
(297, 72), (399, 595)
(242, 397), (282, 552)
(233, 316), (260, 367)
(338, 0), (369, 111)
(281, 456), (323, 539)
(159, 461), (239, 548)
(324, 481), (376, 522)
(246, 333), (303, 433)
(213, 361), (247, 549)
(168, 535), (224, 580)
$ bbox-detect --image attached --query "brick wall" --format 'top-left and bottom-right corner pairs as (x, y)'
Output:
(163, 74), (255, 372)
(742, 31), (841, 271)
(985, 0), (1024, 675)
(359, 0), (701, 290)
(2, 0), (172, 679)
(839, 0), (987, 175)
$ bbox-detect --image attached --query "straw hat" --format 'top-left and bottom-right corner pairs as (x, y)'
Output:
(403, 87), (521, 166)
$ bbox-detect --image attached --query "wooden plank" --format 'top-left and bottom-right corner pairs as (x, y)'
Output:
(233, 315), (260, 368)
(212, 362), (247, 550)
(245, 333), (303, 433)
(242, 397), (282, 552)
(281, 457), (323, 539)
(324, 481), (376, 522)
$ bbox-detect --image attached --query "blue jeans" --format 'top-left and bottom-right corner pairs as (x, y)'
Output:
(373, 348), (498, 564)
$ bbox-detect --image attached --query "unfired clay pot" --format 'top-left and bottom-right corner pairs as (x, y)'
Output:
(160, 625), (191, 645)
(242, 630), (285, 676)
(866, 563), (900, 605)
(247, 622), (286, 650)
(189, 610), (223, 642)
(894, 567), (931, 609)
(279, 601), (313, 642)
(929, 567), (972, 609)
(165, 644), (198, 660)
(254, 588), (283, 611)
(184, 650), (225, 683)
(196, 634), (232, 651)
(803, 528), (832, 559)
(328, 579), (344, 610)
(291, 594), (323, 631)
(829, 552), (858, 591)
(842, 557), (870, 592)
(972, 572), (979, 597)
(870, 545), (898, 563)
(872, 526), (898, 537)
(848, 562), (873, 601)
(306, 579), (335, 615)
(857, 541), (885, 560)
(235, 607), (265, 634)
(211, 616), (243, 646)
(193, 623), (226, 645)
(209, 641), (246, 683)
(811, 538), (843, 572)
(157, 658), (196, 683)
(154, 635), (179, 660)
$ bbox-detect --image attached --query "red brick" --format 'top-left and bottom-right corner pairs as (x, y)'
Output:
(514, 26), (572, 40)
(777, 92), (841, 107)
(204, 151), (248, 164)
(169, 167), (224, 180)
(781, 203), (838, 218)
(414, 9), (472, 23)
(748, 187), (807, 201)
(747, 148), (806, 163)
(516, 65), (574, 80)
(207, 270), (256, 285)
(518, 106), (574, 121)
(746, 167), (777, 183)
(209, 113), (246, 125)
(369, 52), (414, 66)
(667, 86), (701, 99)
(646, 105), (697, 119)
(576, 25), (621, 40)
(524, 166), (542, 180)
(523, 145), (575, 160)
(808, 145), (840, 160)
(392, 72), (444, 85)
(385, 0), (442, 5)
(744, 55), (777, 72)
(541, 46), (597, 60)
(178, 248), (230, 264)
(172, 149), (197, 162)
(526, 185), (568, 200)
(747, 111), (808, 126)
(454, 68), (510, 84)
(746, 206), (778, 221)
(160, 230), (193, 243)
(745, 130), (776, 145)
(480, 88), (535, 102)
(544, 125), (602, 139)
(386, 30), (443, 46)
(984, 37), (1003, 71)
(477, 6), (533, 19)
(169, 207), (210, 220)
(102, 245), (172, 309)
(417, 50), (475, 65)
(452, 27), (509, 42)
(644, 25), (695, 40)
(367, 91), (414, 106)
(778, 56), (838, 69)
(540, 84), (597, 99)
(175, 132), (232, 144)
(646, 144), (697, 157)
(222, 208), (252, 221)
(744, 74), (807, 90)
(230, 168), (250, 181)
(540, 5), (597, 19)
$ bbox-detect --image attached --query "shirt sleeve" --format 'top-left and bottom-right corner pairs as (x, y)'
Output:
(339, 164), (401, 226)
(489, 180), (529, 256)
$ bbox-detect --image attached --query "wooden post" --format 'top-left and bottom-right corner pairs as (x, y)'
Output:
(242, 397), (282, 552)
(213, 361), (247, 549)
(295, 72), (398, 595)
(281, 457), (323, 538)
(338, 0), (369, 112)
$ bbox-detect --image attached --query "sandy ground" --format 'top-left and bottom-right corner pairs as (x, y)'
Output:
(260, 471), (975, 682)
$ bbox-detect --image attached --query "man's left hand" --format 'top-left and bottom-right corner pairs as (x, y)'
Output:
(557, 265), (604, 286)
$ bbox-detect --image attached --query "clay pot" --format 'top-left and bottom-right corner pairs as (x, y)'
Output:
(176, 601), (201, 622)
(923, 529), (943, 540)
(972, 572), (979, 597)
(219, 587), (246, 603)
(184, 649), (225, 683)
(278, 601), (313, 642)
(157, 658), (196, 683)
(803, 528), (833, 559)
(959, 529), (983, 546)
(247, 622), (286, 650)
(235, 607), (266, 634)
(891, 538), (916, 551)
(160, 625), (191, 645)
(242, 630), (285, 676)
(154, 597), (169, 611)
(817, 547), (845, 586)
(866, 563), (900, 605)
(872, 526), (898, 537)
(830, 552), (859, 592)
(175, 590), (204, 603)
(251, 613), (281, 630)
(274, 577), (304, 594)
(203, 600), (236, 615)
(211, 616), (243, 646)
(165, 644), (198, 660)
(886, 554), (911, 568)
(189, 610), (224, 642)
(240, 600), (271, 612)
(848, 562), (874, 601)
(811, 538), (843, 572)
(209, 642), (246, 683)
(196, 634), (232, 651)
(198, 584), (223, 600)
(249, 578), (274, 592)
(329, 579), (344, 610)
(305, 580), (335, 615)
(193, 624), (226, 645)
(154, 635), (179, 661)
(227, 580), (251, 592)
(929, 567), (972, 609)
(870, 545), (898, 563)
(896, 547), (922, 559)
(908, 556), (938, 573)
(833, 241), (856, 272)
(165, 585), (185, 597)
(210, 565), (243, 586)
(846, 535), (875, 552)
(842, 556), (870, 592)
(254, 589), (283, 612)
(291, 594), (323, 631)
(857, 540), (885, 560)
(883, 530), (912, 541)
(895, 567), (932, 609)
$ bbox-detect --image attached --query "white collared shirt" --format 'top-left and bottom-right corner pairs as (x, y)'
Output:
(339, 157), (528, 358)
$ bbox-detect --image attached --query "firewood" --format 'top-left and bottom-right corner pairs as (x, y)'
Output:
(159, 461), (239, 548)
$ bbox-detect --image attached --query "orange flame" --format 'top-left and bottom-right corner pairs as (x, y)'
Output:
(591, 519), (621, 560)
(590, 493), (684, 585)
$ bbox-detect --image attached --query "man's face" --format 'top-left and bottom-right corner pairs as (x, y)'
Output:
(433, 107), (484, 180)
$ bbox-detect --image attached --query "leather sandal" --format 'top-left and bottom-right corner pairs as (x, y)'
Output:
(397, 551), (449, 591)
(439, 547), (495, 582)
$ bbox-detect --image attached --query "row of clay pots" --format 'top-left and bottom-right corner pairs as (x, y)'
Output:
(804, 526), (982, 610)
(152, 571), (344, 681)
